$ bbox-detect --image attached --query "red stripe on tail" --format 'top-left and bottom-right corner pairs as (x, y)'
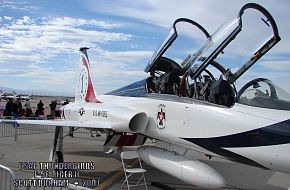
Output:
(81, 55), (102, 103)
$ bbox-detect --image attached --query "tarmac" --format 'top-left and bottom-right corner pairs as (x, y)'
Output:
(0, 128), (290, 190)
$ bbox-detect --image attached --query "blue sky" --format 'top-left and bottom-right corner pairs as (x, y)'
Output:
(0, 0), (289, 96)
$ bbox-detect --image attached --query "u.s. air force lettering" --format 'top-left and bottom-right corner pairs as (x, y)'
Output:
(93, 110), (108, 118)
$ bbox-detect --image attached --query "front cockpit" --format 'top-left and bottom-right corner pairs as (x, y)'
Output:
(237, 78), (290, 111)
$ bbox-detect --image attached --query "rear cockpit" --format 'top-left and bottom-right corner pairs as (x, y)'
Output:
(145, 56), (235, 107)
(146, 57), (182, 95)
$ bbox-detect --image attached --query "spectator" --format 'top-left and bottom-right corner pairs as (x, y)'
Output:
(37, 100), (44, 110)
(11, 99), (20, 119)
(3, 98), (13, 117)
(16, 98), (22, 110)
(62, 99), (70, 106)
(35, 100), (44, 117)
(24, 100), (33, 117)
(24, 99), (31, 110)
(16, 98), (24, 117)
(49, 100), (58, 118)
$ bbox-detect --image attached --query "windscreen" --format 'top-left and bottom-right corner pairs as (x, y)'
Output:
(144, 19), (209, 73)
(238, 80), (290, 111)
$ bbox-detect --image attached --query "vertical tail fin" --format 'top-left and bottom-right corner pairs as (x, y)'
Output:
(75, 47), (101, 103)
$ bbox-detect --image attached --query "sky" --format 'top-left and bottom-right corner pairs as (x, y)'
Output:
(0, 0), (289, 96)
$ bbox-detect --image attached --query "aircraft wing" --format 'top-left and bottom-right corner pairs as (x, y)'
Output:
(0, 119), (111, 129)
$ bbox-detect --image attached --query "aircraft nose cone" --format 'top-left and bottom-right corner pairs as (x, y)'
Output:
(208, 172), (226, 188)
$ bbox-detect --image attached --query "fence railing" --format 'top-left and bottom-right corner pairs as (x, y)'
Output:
(0, 117), (90, 140)
(0, 164), (18, 190)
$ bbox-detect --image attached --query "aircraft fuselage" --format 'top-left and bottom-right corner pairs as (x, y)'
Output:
(63, 94), (290, 173)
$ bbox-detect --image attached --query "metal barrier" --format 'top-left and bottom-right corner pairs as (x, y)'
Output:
(0, 117), (90, 140)
(0, 164), (18, 190)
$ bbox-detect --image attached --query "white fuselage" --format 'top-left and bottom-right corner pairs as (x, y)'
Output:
(63, 94), (290, 174)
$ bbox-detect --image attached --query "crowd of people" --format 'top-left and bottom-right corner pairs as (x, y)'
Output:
(2, 98), (102, 138)
(3, 99), (31, 118)
(2, 98), (70, 119)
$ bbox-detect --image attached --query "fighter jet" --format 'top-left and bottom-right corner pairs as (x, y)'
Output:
(2, 91), (17, 100)
(16, 94), (32, 101)
(1, 3), (290, 189)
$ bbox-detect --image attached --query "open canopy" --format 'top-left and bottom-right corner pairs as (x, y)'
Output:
(145, 3), (280, 84)
(144, 18), (210, 73)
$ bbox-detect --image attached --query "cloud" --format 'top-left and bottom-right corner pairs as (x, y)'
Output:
(0, 60), (79, 94)
(99, 50), (152, 62)
(86, 0), (241, 31)
(237, 69), (290, 93)
(86, 1), (289, 29)
(0, 16), (133, 63)
(45, 17), (122, 29)
(0, 15), (151, 94)
(1, 0), (289, 95)
(3, 16), (12, 21)
(87, 49), (151, 93)
(86, 0), (290, 56)
(0, 1), (40, 13)
(260, 61), (290, 71)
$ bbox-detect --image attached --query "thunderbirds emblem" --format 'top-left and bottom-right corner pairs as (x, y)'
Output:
(156, 104), (166, 130)
(78, 107), (85, 116)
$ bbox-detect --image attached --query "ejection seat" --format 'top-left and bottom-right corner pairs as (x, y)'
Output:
(209, 76), (235, 107)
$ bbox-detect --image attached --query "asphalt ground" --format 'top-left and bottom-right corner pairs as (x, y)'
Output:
(0, 127), (290, 190)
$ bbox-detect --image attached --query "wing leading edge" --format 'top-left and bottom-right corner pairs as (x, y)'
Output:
(0, 119), (111, 129)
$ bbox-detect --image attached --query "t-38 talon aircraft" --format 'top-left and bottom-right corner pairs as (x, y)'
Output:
(1, 3), (290, 189)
